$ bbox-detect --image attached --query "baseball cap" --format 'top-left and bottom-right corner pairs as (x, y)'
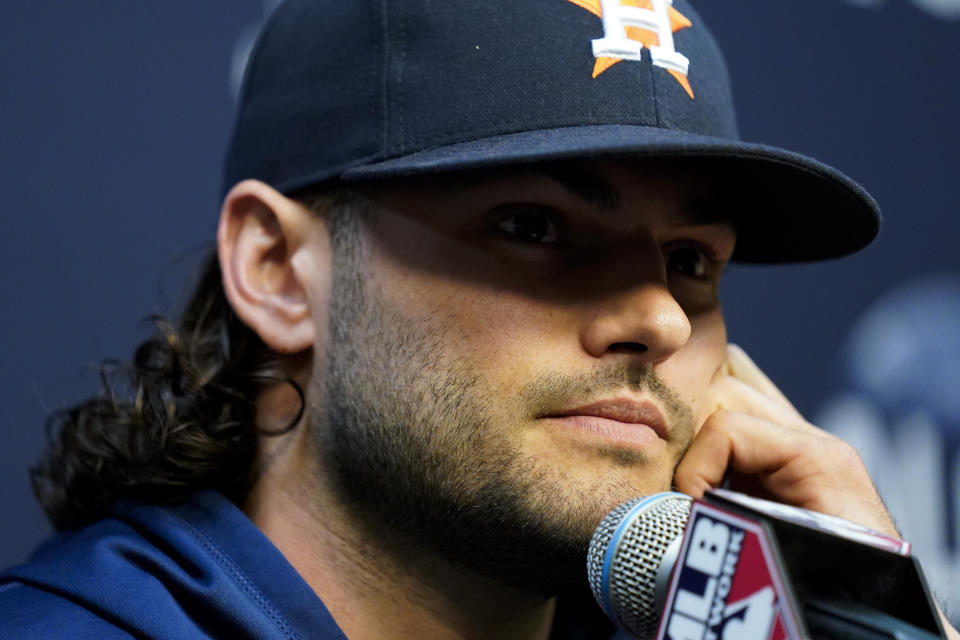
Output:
(223, 0), (880, 263)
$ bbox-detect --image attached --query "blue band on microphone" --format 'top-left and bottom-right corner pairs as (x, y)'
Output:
(600, 491), (689, 619)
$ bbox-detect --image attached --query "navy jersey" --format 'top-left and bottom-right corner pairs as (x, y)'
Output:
(0, 490), (617, 639)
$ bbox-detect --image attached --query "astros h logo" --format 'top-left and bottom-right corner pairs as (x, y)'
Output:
(565, 0), (695, 98)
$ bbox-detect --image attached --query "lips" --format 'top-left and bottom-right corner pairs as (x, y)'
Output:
(545, 399), (668, 439)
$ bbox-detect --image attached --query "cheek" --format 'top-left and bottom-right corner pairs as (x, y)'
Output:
(431, 290), (563, 378)
(689, 309), (728, 361)
(386, 283), (573, 403)
(368, 244), (558, 362)
(663, 310), (727, 420)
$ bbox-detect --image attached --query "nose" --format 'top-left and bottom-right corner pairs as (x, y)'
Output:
(579, 259), (692, 364)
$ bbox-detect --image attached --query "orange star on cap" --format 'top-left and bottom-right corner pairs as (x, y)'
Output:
(565, 0), (694, 98)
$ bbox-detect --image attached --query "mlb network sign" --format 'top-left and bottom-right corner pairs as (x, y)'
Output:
(657, 504), (799, 640)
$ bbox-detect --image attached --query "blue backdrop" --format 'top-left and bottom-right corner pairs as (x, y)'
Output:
(2, 0), (958, 615)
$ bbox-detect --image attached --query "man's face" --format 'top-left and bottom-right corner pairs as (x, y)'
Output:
(310, 159), (735, 592)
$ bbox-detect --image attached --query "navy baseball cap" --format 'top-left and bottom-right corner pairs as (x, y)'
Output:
(224, 0), (880, 263)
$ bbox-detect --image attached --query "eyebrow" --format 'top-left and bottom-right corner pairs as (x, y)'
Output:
(537, 163), (623, 214)
(534, 162), (729, 228)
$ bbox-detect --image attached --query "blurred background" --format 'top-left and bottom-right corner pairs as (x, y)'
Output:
(2, 0), (957, 621)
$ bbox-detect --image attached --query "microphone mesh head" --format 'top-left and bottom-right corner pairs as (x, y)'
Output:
(586, 493), (692, 638)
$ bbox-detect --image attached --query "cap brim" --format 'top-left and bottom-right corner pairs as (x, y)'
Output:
(339, 125), (880, 263)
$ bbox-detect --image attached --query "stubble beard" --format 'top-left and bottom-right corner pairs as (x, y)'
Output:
(312, 216), (695, 595)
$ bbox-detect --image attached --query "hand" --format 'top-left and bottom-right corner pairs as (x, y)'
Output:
(674, 344), (960, 638)
(673, 343), (899, 538)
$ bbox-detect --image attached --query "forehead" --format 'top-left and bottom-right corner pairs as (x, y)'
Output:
(369, 157), (733, 228)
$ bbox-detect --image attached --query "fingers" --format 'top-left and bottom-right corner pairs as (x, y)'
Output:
(674, 409), (899, 536)
(675, 409), (830, 504)
(708, 370), (809, 435)
(720, 343), (796, 412)
(679, 343), (900, 537)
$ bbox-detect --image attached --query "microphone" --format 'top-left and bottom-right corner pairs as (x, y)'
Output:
(587, 490), (947, 639)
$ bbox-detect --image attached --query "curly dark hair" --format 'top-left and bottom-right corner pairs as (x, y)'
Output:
(31, 187), (367, 530)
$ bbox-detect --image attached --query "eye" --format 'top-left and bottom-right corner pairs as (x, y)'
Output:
(495, 207), (561, 244)
(667, 245), (713, 280)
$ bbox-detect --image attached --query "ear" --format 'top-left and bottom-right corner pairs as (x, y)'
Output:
(217, 179), (331, 354)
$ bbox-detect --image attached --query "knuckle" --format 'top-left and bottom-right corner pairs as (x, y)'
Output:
(699, 409), (734, 432)
(809, 434), (865, 474)
(833, 438), (865, 468)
